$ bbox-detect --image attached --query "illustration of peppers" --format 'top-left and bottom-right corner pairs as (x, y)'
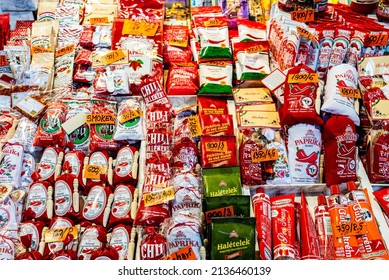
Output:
(338, 143), (355, 157)
(118, 162), (129, 167)
(291, 84), (313, 95)
(40, 163), (51, 169)
(246, 33), (262, 40)
(296, 150), (318, 163)
(337, 80), (347, 88)
(207, 39), (225, 44)
(245, 65), (264, 71)
(56, 197), (66, 204)
(29, 200), (42, 206)
(205, 76), (227, 81)
(114, 201), (126, 207)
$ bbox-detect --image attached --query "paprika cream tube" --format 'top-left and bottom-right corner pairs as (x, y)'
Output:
(300, 192), (321, 259)
(314, 195), (335, 260)
(252, 188), (272, 260)
(328, 184), (361, 260)
(270, 194), (296, 260)
(346, 182), (389, 259)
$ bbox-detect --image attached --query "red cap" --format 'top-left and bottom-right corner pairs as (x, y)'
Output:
(347, 181), (358, 191)
(256, 187), (265, 194)
(317, 195), (327, 206)
(330, 185), (340, 195)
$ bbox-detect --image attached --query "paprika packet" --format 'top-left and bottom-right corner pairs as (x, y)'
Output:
(198, 61), (233, 95)
(200, 114), (234, 136)
(108, 184), (136, 229)
(114, 98), (144, 141)
(200, 136), (238, 168)
(237, 19), (267, 42)
(82, 184), (113, 227)
(77, 224), (107, 260)
(209, 217), (256, 260)
(202, 167), (242, 197)
(140, 226), (167, 260)
(167, 62), (199, 96)
(323, 116), (358, 186)
(163, 25), (192, 64)
(113, 145), (139, 185)
(368, 130), (389, 183)
(373, 187), (389, 217)
(109, 224), (133, 260)
(198, 96), (228, 115)
(43, 217), (75, 257)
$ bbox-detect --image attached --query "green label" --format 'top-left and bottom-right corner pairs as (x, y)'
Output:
(69, 124), (90, 145)
(39, 115), (61, 134)
(96, 124), (115, 140)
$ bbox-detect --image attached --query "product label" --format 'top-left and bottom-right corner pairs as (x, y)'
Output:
(112, 186), (132, 218)
(143, 187), (175, 207)
(372, 100), (389, 120)
(54, 180), (72, 216)
(77, 228), (101, 260)
(26, 183), (47, 218)
(82, 186), (106, 220)
(39, 148), (58, 180)
(109, 227), (129, 259)
(115, 148), (133, 178)
(233, 88), (273, 104)
(122, 20), (159, 36)
(239, 111), (281, 128)
(64, 153), (81, 177)
(44, 226), (78, 243)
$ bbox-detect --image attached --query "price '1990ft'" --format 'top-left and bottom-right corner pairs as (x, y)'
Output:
(205, 141), (227, 153)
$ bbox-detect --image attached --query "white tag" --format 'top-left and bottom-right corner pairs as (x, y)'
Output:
(62, 113), (87, 135)
(261, 68), (286, 92)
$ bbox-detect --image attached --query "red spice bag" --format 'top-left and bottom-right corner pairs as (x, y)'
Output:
(163, 26), (192, 64)
(140, 226), (167, 260)
(108, 184), (136, 229)
(77, 224), (107, 260)
(108, 224), (133, 260)
(167, 62), (199, 96)
(368, 126), (389, 183)
(43, 217), (75, 257)
(200, 136), (238, 168)
(281, 64), (322, 127)
(323, 116), (357, 186)
(113, 145), (139, 185)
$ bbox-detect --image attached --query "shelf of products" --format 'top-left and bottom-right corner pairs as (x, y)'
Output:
(1, 0), (389, 261)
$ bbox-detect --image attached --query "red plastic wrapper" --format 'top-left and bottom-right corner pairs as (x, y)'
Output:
(63, 150), (85, 191)
(167, 62), (199, 95)
(198, 96), (228, 115)
(82, 184), (113, 227)
(108, 184), (136, 229)
(33, 101), (68, 148)
(43, 217), (75, 257)
(108, 224), (132, 260)
(163, 26), (192, 64)
(280, 64), (322, 127)
(271, 194), (296, 260)
(78, 26), (95, 49)
(323, 116), (357, 186)
(89, 98), (118, 152)
(373, 188), (389, 217)
(90, 245), (119, 260)
(200, 114), (234, 136)
(363, 87), (388, 117)
(15, 234), (43, 260)
(75, 49), (92, 66)
(146, 151), (172, 174)
(172, 137), (198, 172)
(113, 145), (139, 185)
(140, 226), (167, 260)
(73, 64), (95, 83)
(200, 136), (238, 168)
(18, 220), (46, 254)
(138, 77), (172, 110)
(77, 224), (107, 260)
(49, 233), (78, 260)
(134, 197), (170, 227)
(300, 192), (321, 260)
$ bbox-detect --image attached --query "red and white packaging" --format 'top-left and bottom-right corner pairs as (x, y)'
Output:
(270, 194), (296, 260)
(82, 184), (113, 227)
(172, 137), (198, 172)
(200, 136), (238, 168)
(316, 28), (335, 79)
(114, 98), (144, 141)
(328, 28), (354, 70)
(19, 153), (36, 191)
(109, 224), (133, 260)
(163, 26), (192, 64)
(18, 220), (46, 253)
(37, 146), (64, 185)
(373, 188), (389, 217)
(200, 114), (234, 136)
(134, 196), (170, 228)
(90, 245), (119, 260)
(15, 233), (43, 260)
(113, 145), (139, 185)
(314, 195), (335, 260)
(77, 224), (107, 260)
(252, 188), (272, 260)
(63, 150), (85, 191)
(108, 184), (136, 229)
(43, 217), (74, 257)
(50, 233), (78, 260)
(323, 116), (357, 186)
(167, 62), (199, 96)
(85, 151), (112, 192)
(0, 143), (24, 187)
(287, 124), (322, 184)
(140, 226), (167, 260)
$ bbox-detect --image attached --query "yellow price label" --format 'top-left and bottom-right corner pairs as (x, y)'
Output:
(188, 116), (202, 137)
(83, 164), (106, 180)
(90, 17), (109, 25)
(122, 19), (159, 36)
(55, 44), (75, 57)
(163, 246), (197, 260)
(291, 9), (315, 23)
(44, 226), (78, 243)
(288, 73), (319, 83)
(143, 186), (175, 207)
(297, 27), (317, 43)
(168, 38), (188, 48)
(340, 87), (361, 99)
(98, 50), (126, 66)
(251, 148), (279, 163)
(205, 141), (227, 153)
(333, 222), (367, 237)
(31, 46), (51, 55)
(118, 110), (143, 124)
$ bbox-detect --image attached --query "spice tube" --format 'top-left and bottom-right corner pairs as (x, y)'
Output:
(314, 195), (335, 260)
(346, 182), (389, 259)
(252, 188), (272, 260)
(270, 194), (296, 260)
(328, 184), (362, 260)
(300, 192), (321, 259)
(373, 188), (389, 217)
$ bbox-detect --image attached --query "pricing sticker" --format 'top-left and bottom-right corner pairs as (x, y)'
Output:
(86, 114), (115, 125)
(143, 186), (175, 207)
(205, 206), (234, 224)
(340, 87), (361, 99)
(365, 32), (389, 47)
(98, 50), (125, 66)
(291, 9), (315, 23)
(90, 17), (109, 25)
(118, 110), (143, 124)
(0, 55), (7, 67)
(297, 26), (317, 43)
(44, 226), (78, 243)
(204, 19), (221, 27)
(333, 222), (367, 237)
(163, 246), (197, 260)
(251, 148), (279, 163)
(55, 44), (75, 57)
(31, 46), (51, 55)
(188, 116), (202, 137)
(83, 164), (106, 179)
(168, 38), (188, 48)
(288, 73), (319, 83)
(205, 141), (227, 153)
(122, 19), (159, 36)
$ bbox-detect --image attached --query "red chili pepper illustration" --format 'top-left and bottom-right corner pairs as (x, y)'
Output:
(40, 163), (51, 169)
(296, 151), (318, 163)
(338, 144), (355, 157)
(337, 80), (347, 88)
(296, 147), (308, 159)
(246, 33), (262, 40)
(56, 197), (66, 204)
(291, 84), (313, 95)
(245, 65), (264, 71)
(115, 201), (126, 207)
(205, 76), (227, 81)
(82, 248), (95, 254)
(29, 200), (42, 206)
(207, 39), (225, 44)
(118, 162), (129, 167)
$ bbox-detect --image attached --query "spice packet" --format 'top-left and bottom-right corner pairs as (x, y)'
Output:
(200, 136), (238, 168)
(202, 166), (242, 197)
(198, 61), (233, 95)
(237, 19), (267, 42)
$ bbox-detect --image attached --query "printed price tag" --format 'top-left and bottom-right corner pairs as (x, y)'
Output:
(291, 9), (315, 23)
(288, 73), (319, 83)
(205, 206), (235, 224)
(333, 222), (367, 237)
(340, 87), (361, 99)
(55, 44), (75, 57)
(163, 246), (197, 260)
(99, 50), (125, 66)
(168, 38), (188, 48)
(205, 141), (227, 153)
(188, 116), (202, 137)
(90, 17), (109, 25)
(122, 19), (159, 36)
(297, 26), (317, 43)
(86, 114), (115, 124)
(44, 226), (78, 243)
(365, 32), (389, 47)
(251, 148), (279, 163)
(83, 165), (106, 179)
(143, 186), (175, 207)
(118, 110), (143, 124)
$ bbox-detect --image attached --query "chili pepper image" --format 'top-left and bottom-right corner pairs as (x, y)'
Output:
(296, 149), (318, 163)
(207, 39), (225, 44)
(245, 65), (264, 71)
(205, 76), (227, 81)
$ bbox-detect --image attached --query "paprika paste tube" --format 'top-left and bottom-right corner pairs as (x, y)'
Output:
(300, 192), (321, 260)
(373, 188), (389, 217)
(314, 195), (335, 260)
(345, 28), (368, 67)
(113, 145), (139, 185)
(252, 188), (272, 260)
(316, 28), (335, 79)
(346, 182), (389, 259)
(140, 226), (167, 260)
(287, 124), (322, 184)
(270, 194), (296, 260)
(328, 184), (362, 260)
(323, 116), (358, 187)
(109, 224), (132, 260)
(281, 64), (322, 127)
(108, 184), (136, 229)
